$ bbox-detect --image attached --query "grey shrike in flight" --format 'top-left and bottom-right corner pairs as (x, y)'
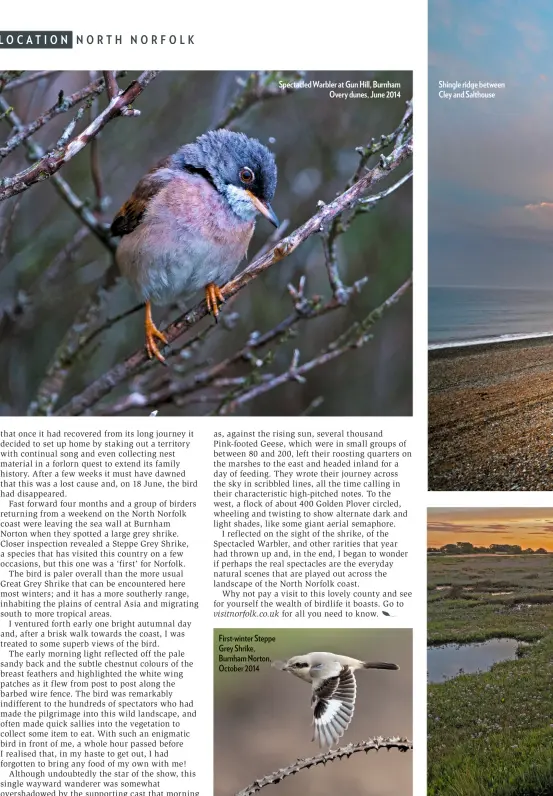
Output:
(271, 652), (399, 747)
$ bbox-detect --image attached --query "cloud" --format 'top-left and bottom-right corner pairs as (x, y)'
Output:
(427, 523), (507, 534)
(514, 19), (547, 53)
(522, 202), (553, 227)
(468, 24), (488, 36)
(430, 0), (453, 30)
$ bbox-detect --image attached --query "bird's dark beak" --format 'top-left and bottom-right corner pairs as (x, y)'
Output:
(247, 192), (279, 227)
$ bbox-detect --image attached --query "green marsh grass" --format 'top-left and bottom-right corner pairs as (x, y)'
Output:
(428, 555), (553, 796)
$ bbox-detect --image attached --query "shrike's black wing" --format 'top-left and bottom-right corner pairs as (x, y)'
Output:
(310, 664), (357, 747)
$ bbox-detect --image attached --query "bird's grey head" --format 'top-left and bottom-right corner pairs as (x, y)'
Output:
(272, 654), (312, 682)
(176, 129), (278, 226)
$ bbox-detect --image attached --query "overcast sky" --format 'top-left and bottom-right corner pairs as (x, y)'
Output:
(430, 0), (553, 288)
(428, 507), (553, 549)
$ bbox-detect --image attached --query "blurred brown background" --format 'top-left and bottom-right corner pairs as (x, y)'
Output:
(214, 628), (412, 796)
(0, 71), (412, 416)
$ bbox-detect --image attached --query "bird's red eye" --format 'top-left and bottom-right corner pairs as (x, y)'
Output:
(240, 167), (254, 184)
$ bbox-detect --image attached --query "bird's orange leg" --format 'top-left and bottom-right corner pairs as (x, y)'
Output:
(205, 282), (225, 321)
(144, 301), (168, 364)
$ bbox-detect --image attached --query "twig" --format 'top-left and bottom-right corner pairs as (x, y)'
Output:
(216, 71), (302, 129)
(89, 128), (104, 212)
(216, 218), (291, 320)
(78, 302), (143, 352)
(0, 71), (159, 382)
(27, 266), (119, 416)
(0, 72), (24, 92)
(252, 219), (290, 259)
(103, 71), (119, 102)
(103, 70), (136, 117)
(2, 71), (60, 92)
(235, 737), (413, 796)
(94, 298), (325, 415)
(54, 131), (412, 417)
(348, 99), (413, 189)
(322, 228), (348, 304)
(0, 194), (23, 259)
(360, 169), (412, 206)
(0, 71), (159, 203)
(321, 100), (413, 300)
(89, 73), (105, 213)
(301, 396), (324, 415)
(66, 268), (401, 416)
(55, 101), (92, 148)
(34, 226), (91, 294)
(0, 73), (123, 160)
(0, 95), (115, 249)
(0, 225), (91, 332)
(216, 277), (412, 414)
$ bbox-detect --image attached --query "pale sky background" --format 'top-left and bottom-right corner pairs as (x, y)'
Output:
(428, 507), (553, 550)
(429, 0), (553, 288)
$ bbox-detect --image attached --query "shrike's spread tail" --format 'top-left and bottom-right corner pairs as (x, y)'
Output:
(271, 651), (400, 747)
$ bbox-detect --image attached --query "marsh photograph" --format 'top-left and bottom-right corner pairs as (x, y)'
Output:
(427, 508), (553, 796)
(0, 70), (412, 416)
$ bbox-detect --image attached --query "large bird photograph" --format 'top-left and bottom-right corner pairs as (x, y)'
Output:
(213, 628), (412, 796)
(0, 70), (412, 416)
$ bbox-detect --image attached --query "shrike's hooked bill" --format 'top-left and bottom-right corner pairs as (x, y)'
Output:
(272, 652), (399, 747)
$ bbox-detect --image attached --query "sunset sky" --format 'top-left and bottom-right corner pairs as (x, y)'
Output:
(429, 0), (553, 288)
(428, 508), (553, 550)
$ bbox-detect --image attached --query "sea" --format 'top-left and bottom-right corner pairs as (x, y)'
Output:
(429, 285), (553, 350)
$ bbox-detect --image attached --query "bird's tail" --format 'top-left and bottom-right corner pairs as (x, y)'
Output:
(363, 661), (400, 670)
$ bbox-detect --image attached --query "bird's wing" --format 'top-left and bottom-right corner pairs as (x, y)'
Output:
(310, 664), (357, 747)
(110, 158), (174, 237)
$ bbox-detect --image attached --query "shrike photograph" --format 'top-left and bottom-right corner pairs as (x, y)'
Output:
(214, 627), (412, 796)
(429, 1), (553, 490)
(0, 70), (412, 417)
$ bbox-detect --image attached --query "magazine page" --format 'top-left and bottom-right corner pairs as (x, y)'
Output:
(0, 5), (421, 796)
(428, 2), (553, 796)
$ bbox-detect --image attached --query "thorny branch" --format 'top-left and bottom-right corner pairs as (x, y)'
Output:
(53, 116), (412, 417)
(234, 737), (413, 795)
